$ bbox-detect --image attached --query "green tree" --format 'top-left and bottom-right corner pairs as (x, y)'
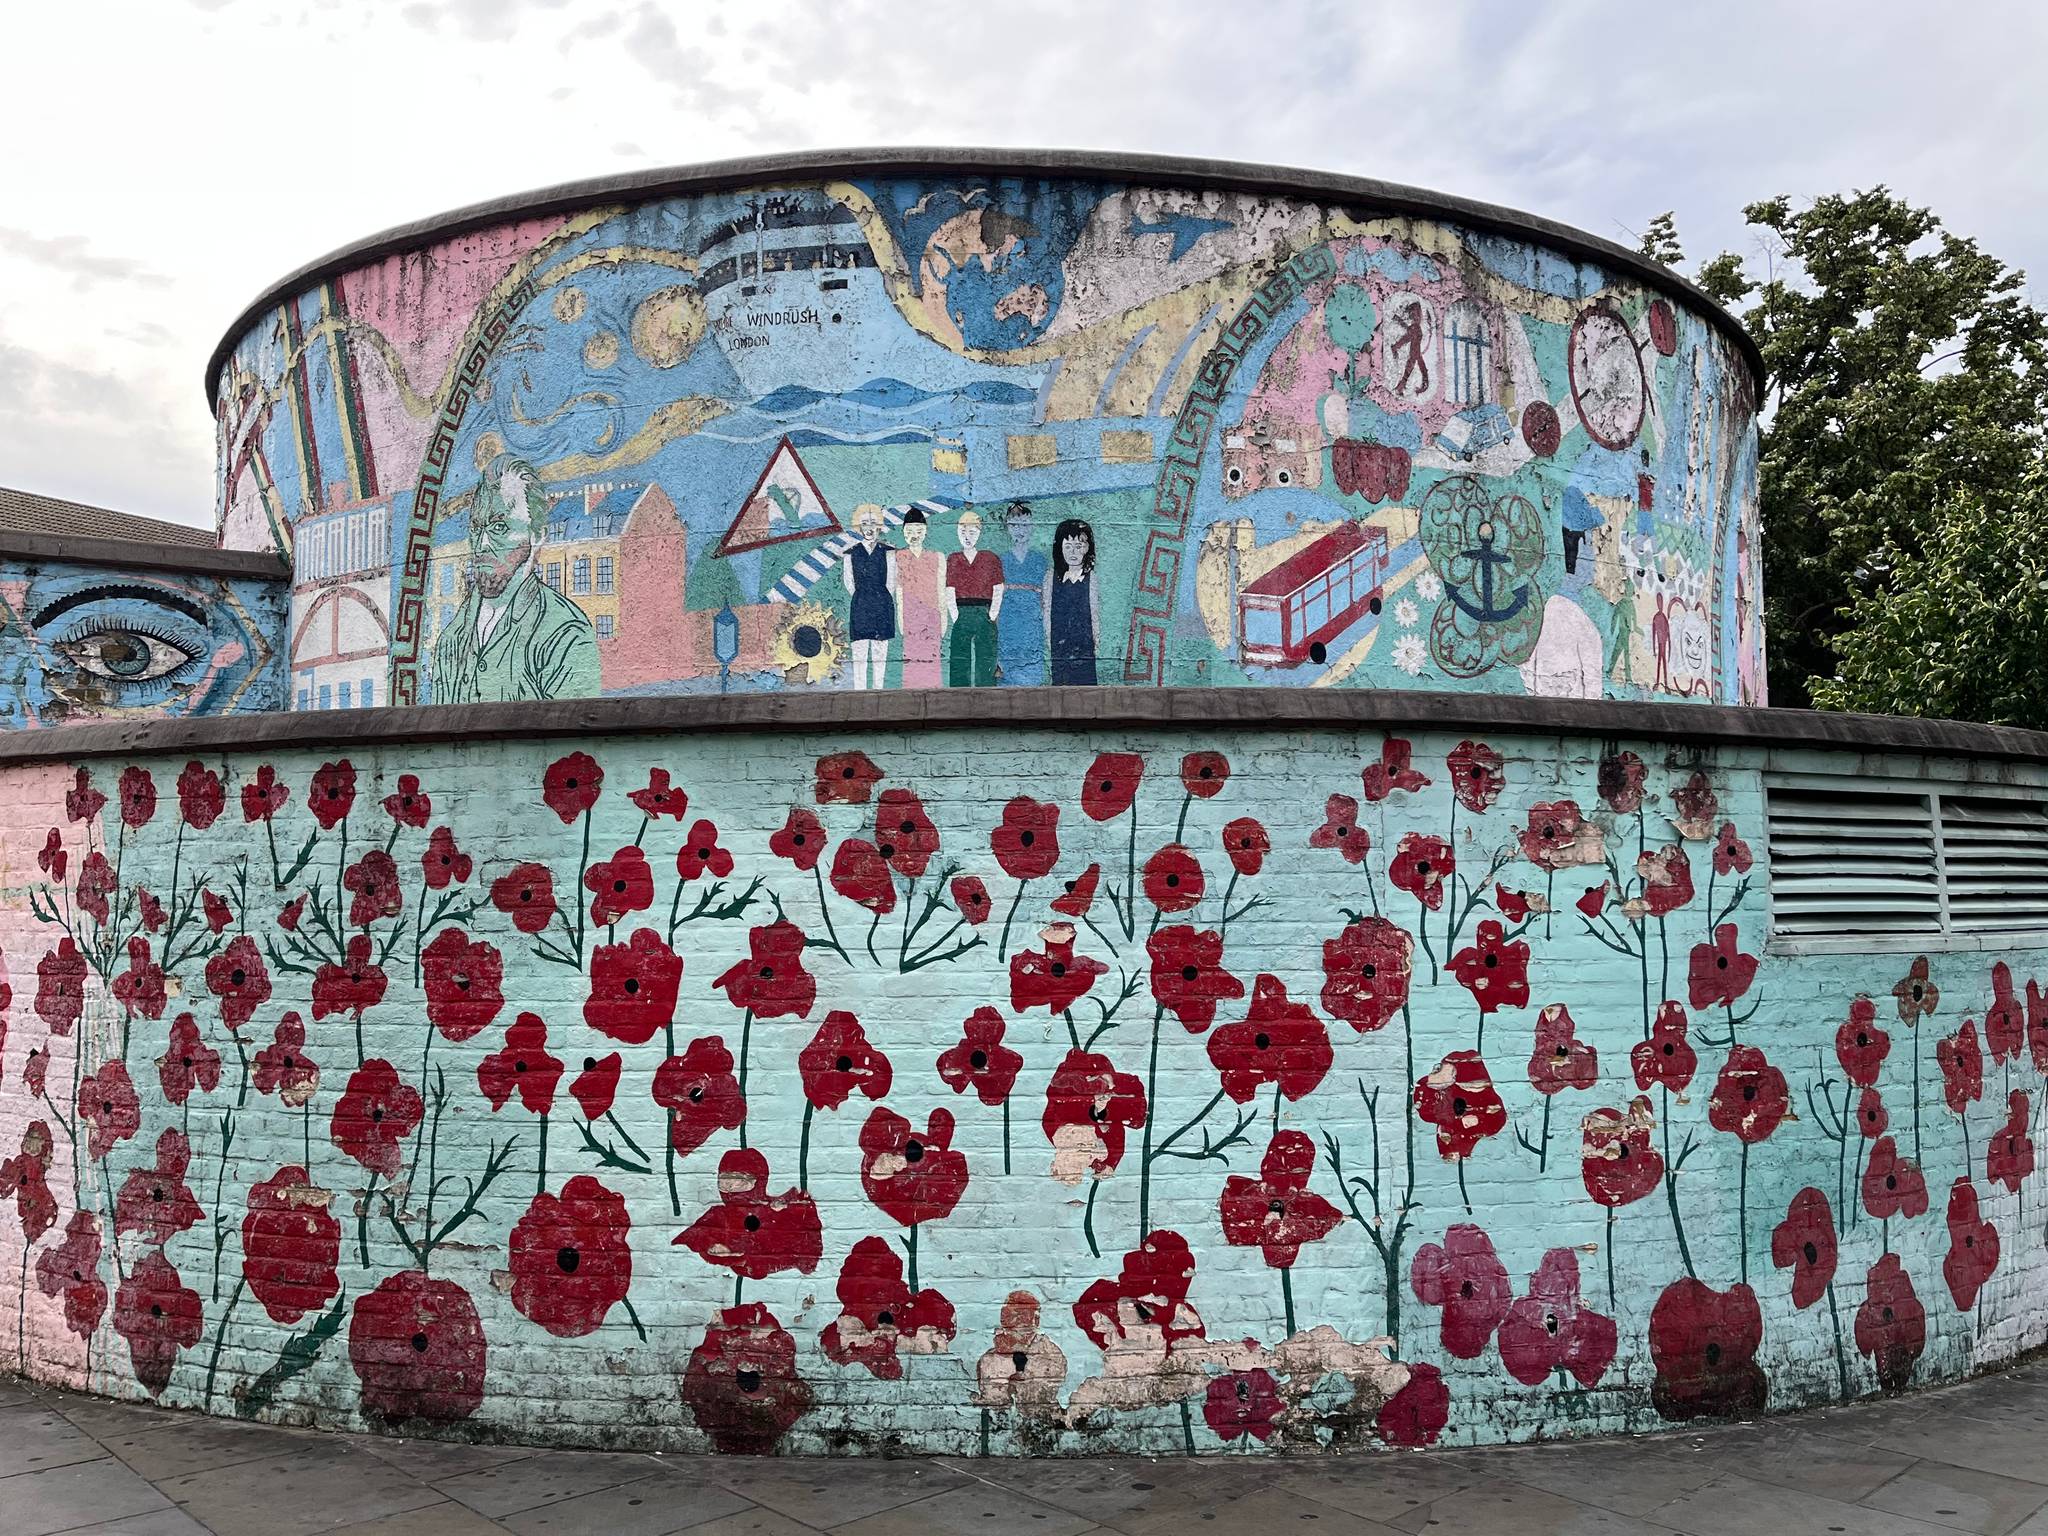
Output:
(1637, 211), (1683, 268)
(1698, 190), (2048, 707)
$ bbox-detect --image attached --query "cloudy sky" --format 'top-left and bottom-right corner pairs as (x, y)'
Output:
(4, 0), (2045, 533)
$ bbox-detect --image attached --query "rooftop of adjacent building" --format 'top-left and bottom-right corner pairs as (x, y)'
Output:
(0, 485), (213, 549)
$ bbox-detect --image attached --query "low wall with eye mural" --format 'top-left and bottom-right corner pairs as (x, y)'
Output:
(0, 716), (2042, 1455)
(0, 539), (289, 730)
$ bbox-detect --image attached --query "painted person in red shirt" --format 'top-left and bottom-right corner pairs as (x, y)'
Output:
(944, 509), (1005, 687)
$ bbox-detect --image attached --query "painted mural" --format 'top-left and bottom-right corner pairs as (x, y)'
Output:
(213, 178), (1765, 710)
(1, 730), (2036, 1454)
(0, 553), (287, 729)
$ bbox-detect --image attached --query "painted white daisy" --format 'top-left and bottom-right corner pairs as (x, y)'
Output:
(1393, 597), (1419, 628)
(1392, 634), (1427, 675)
(1414, 569), (1444, 601)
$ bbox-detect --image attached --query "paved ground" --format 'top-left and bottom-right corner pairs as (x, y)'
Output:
(8, 1363), (2048, 1536)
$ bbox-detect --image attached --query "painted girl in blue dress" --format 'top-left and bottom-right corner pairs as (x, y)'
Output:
(1048, 517), (1099, 686)
(996, 501), (1048, 685)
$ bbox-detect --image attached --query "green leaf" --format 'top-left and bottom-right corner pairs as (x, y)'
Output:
(234, 1290), (347, 1419)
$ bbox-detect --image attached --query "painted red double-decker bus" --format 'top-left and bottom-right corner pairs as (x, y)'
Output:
(1236, 522), (1389, 667)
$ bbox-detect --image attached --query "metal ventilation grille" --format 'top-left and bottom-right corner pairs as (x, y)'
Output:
(1940, 795), (2048, 932)
(1766, 786), (1941, 937)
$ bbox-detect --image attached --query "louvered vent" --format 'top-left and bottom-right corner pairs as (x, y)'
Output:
(1940, 795), (2048, 932)
(1765, 785), (1940, 938)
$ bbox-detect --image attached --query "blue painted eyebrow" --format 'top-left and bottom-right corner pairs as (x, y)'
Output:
(31, 584), (209, 628)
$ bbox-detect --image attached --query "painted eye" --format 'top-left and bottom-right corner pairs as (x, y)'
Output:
(54, 630), (197, 683)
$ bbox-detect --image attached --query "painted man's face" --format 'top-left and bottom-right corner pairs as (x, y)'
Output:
(958, 520), (980, 553)
(471, 468), (538, 597)
(903, 519), (927, 551)
(1008, 515), (1032, 552)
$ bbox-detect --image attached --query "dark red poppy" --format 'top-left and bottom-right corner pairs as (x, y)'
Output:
(114, 1127), (202, 1246)
(1180, 751), (1231, 799)
(950, 875), (991, 925)
(65, 766), (107, 823)
(677, 819), (735, 884)
(1631, 1000), (1696, 1091)
(829, 838), (895, 913)
(1050, 863), (1101, 917)
(1713, 822), (1753, 876)
(1041, 1047), (1146, 1185)
(1446, 740), (1505, 814)
(1218, 1130), (1342, 1267)
(350, 1270), (487, 1427)
(1498, 1248), (1616, 1387)
(405, 927), (498, 1041)
(490, 861), (558, 935)
(816, 748), (885, 804)
(330, 1058), (424, 1178)
(1010, 922), (1108, 1014)
(176, 760), (224, 829)
(1208, 974), (1332, 1104)
(541, 751), (602, 823)
(1707, 1045), (1790, 1143)
(582, 845), (653, 929)
(1205, 1369), (1283, 1442)
(1863, 1134), (1929, 1220)
(1320, 915), (1412, 1034)
(0, 1124), (57, 1244)
(307, 760), (356, 829)
(1081, 752), (1144, 822)
(278, 894), (306, 930)
(1449, 919), (1531, 1016)
(136, 886), (164, 931)
(1220, 817), (1269, 877)
(421, 826), (471, 891)
(36, 1210), (107, 1338)
(342, 852), (402, 929)
(1671, 772), (1719, 838)
(508, 1175), (634, 1337)
(937, 1008), (1023, 1105)
(1638, 844), (1694, 918)
(1855, 1253), (1926, 1391)
(1147, 924), (1244, 1033)
(1530, 1003), (1598, 1093)
(872, 788), (940, 878)
(201, 888), (232, 933)
(35, 939), (86, 1034)
(1857, 1087), (1889, 1139)
(1073, 1229), (1205, 1352)
(653, 1037), (746, 1157)
(1938, 1019), (1984, 1115)
(1378, 1362), (1450, 1447)
(79, 1060), (142, 1160)
(860, 1106), (969, 1227)
(1361, 737), (1430, 802)
(1597, 751), (1647, 814)
(381, 773), (430, 828)
(113, 936), (167, 1022)
(76, 850), (115, 924)
(1893, 954), (1939, 1024)
(1389, 832), (1454, 911)
(1576, 882), (1609, 920)
(1141, 842), (1205, 913)
(713, 920), (814, 1019)
(681, 1303), (814, 1454)
(580, 927), (682, 1044)
(1988, 1090), (2035, 1191)
(118, 765), (157, 829)
(628, 767), (689, 820)
(1942, 1178), (1999, 1311)
(991, 797), (1061, 881)
(799, 1010), (893, 1110)
(1580, 1096), (1664, 1206)
(241, 764), (288, 822)
(1309, 793), (1369, 864)
(114, 1250), (203, 1395)
(242, 1165), (341, 1324)
(769, 807), (827, 871)
(1414, 1051), (1507, 1160)
(1649, 1277), (1767, 1421)
(22, 1050), (47, 1101)
(312, 933), (388, 1022)
(1410, 1223), (1511, 1358)
(1688, 924), (1759, 1011)
(569, 1052), (621, 1120)
(1519, 799), (1602, 871)
(820, 1234), (957, 1379)
(1834, 997), (1890, 1087)
(1770, 1186), (1838, 1310)
(37, 826), (67, 882)
(159, 1011), (223, 1106)
(675, 1147), (823, 1279)
(478, 1012), (564, 1115)
(1986, 961), (2024, 1064)
(252, 1011), (318, 1106)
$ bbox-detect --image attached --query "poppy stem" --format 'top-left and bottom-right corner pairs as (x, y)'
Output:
(202, 1274), (245, 1412)
(1913, 1033), (1922, 1165)
(1279, 1264), (1296, 1340)
(810, 865), (848, 962)
(211, 1110), (237, 1301)
(360, 1167), (378, 1270)
(1063, 1009), (1082, 1053)
(998, 880), (1026, 963)
(1606, 1205), (1616, 1311)
(736, 1010), (754, 1150)
(1138, 1004), (1163, 1239)
(1826, 1280), (1850, 1397)
(1457, 1158), (1471, 1216)
(980, 1407), (991, 1457)
(1738, 1141), (1750, 1285)
(1661, 1092), (1695, 1279)
(1123, 808), (1139, 941)
(734, 1274), (744, 1308)
(1002, 1097), (1011, 1176)
(303, 1100), (312, 1175)
(605, 1111), (647, 1161)
(865, 910), (882, 966)
(907, 1222), (919, 1293)
(1083, 1178), (1101, 1258)
(1544, 871), (1555, 941)
(574, 808), (591, 962)
(1538, 1094), (1550, 1172)
(620, 1293), (648, 1342)
(536, 1112), (549, 1197)
(798, 1101), (813, 1191)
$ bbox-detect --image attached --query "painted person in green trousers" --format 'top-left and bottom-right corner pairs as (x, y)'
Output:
(944, 507), (1005, 688)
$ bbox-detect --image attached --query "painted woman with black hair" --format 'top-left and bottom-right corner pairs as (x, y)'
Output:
(1047, 517), (1099, 686)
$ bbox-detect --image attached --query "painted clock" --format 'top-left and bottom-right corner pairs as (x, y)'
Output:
(1567, 302), (1647, 450)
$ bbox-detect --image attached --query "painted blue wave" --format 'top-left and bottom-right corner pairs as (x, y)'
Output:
(752, 376), (1036, 413)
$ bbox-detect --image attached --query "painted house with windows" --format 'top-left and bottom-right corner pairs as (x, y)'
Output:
(288, 486), (392, 710)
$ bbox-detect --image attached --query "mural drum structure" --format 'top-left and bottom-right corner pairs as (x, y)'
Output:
(0, 152), (2041, 1459)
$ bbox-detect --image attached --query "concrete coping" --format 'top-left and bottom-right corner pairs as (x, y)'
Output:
(0, 530), (289, 582)
(3, 689), (2044, 767)
(203, 145), (1766, 405)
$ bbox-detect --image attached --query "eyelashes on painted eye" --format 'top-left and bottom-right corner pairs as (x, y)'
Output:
(51, 627), (201, 684)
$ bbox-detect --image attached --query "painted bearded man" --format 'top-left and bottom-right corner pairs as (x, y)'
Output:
(428, 456), (598, 704)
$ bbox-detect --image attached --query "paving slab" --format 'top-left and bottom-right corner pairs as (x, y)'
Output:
(1392, 1476), (1681, 1535)
(158, 1440), (449, 1536)
(0, 1400), (118, 1477)
(2, 1456), (178, 1536)
(829, 1481), (1101, 1536)
(1648, 1471), (1961, 1536)
(432, 1448), (664, 1519)
(1860, 1460), (2048, 1536)
(702, 1457), (970, 1528)
(497, 1462), (759, 1536)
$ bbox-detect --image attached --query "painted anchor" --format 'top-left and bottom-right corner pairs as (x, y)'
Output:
(1446, 520), (1531, 623)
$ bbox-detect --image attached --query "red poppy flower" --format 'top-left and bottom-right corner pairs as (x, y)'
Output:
(1862, 1134), (1929, 1220)
(1942, 1178), (1999, 1311)
(1309, 793), (1369, 864)
(1580, 1096), (1664, 1207)
(1147, 925), (1244, 1033)
(1180, 751), (1231, 799)
(820, 1234), (957, 1379)
(1073, 1229), (1205, 1352)
(1670, 772), (1719, 838)
(76, 850), (115, 924)
(421, 826), (472, 891)
(1986, 961), (2024, 1064)
(113, 937), (167, 1022)
(1855, 1253), (1926, 1391)
(278, 894), (306, 930)
(1207, 975), (1332, 1104)
(713, 920), (815, 1019)
(1498, 1248), (1617, 1387)
(541, 751), (602, 823)
(114, 1250), (203, 1395)
(677, 819), (736, 884)
(1450, 919), (1531, 1016)
(1576, 882), (1609, 920)
(582, 845), (653, 929)
(342, 849), (402, 927)
(330, 1058), (424, 1178)
(307, 760), (356, 829)
(628, 767), (689, 820)
(1894, 954), (1939, 1023)
(1378, 1362), (1451, 1447)
(252, 1012), (318, 1106)
(829, 838), (896, 914)
(675, 1147), (823, 1279)
(1205, 1369), (1283, 1442)
(1410, 1223), (1511, 1357)
(950, 875), (991, 925)
(1707, 1045), (1790, 1144)
(79, 1060), (142, 1161)
(66, 766), (107, 823)
(681, 1302), (815, 1454)
(1389, 833), (1454, 911)
(1361, 737), (1430, 802)
(114, 1127), (202, 1246)
(1648, 1277), (1767, 1421)
(1081, 752), (1144, 821)
(580, 927), (681, 1044)
(312, 933), (388, 1022)
(569, 1052), (621, 1120)
(1319, 916), (1412, 1034)
(1770, 1186), (1838, 1310)
(1530, 1003), (1598, 1093)
(418, 927), (505, 1041)
(1938, 1019), (1984, 1115)
(37, 826), (67, 883)
(1010, 922), (1107, 1014)
(1638, 844), (1694, 918)
(1713, 822), (1753, 876)
(798, 1010), (893, 1110)
(201, 888), (233, 933)
(1414, 1051), (1507, 1160)
(36, 939), (87, 1034)
(1688, 924), (1759, 1011)
(478, 1012), (564, 1115)
(1141, 842), (1205, 913)
(241, 764), (288, 822)
(816, 749), (885, 804)
(1218, 1130), (1343, 1268)
(872, 788), (940, 878)
(176, 760), (224, 829)
(937, 1008), (1023, 1105)
(379, 772), (429, 828)
(1988, 1090), (2035, 1191)
(653, 1037), (746, 1157)
(242, 1165), (341, 1324)
(350, 1270), (487, 1427)
(1220, 817), (1269, 877)
(118, 765), (157, 829)
(1834, 997), (1890, 1087)
(1597, 751), (1647, 814)
(36, 1210), (107, 1339)
(991, 796), (1061, 881)
(1629, 1001), (1695, 1092)
(1445, 739), (1505, 814)
(490, 861), (558, 935)
(159, 1011), (223, 1106)
(1519, 799), (1604, 871)
(136, 886), (164, 931)
(860, 1106), (969, 1227)
(22, 1051), (48, 1101)
(1, 1125), (58, 1242)
(508, 1175), (634, 1337)
(1856, 1087), (1889, 1140)
(1042, 1047), (1146, 1185)
(1050, 863), (1101, 917)
(769, 807), (827, 871)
